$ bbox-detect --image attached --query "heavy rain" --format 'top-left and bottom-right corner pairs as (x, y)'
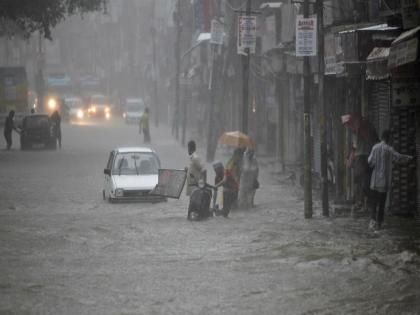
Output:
(0, 1), (420, 314)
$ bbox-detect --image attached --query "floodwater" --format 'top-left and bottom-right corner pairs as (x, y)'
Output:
(0, 120), (419, 314)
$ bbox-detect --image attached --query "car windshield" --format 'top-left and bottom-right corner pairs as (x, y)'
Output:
(65, 99), (83, 108)
(24, 116), (49, 129)
(91, 95), (106, 104)
(112, 152), (159, 176)
(126, 101), (144, 112)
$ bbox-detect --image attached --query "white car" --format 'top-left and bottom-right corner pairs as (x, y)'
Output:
(103, 147), (164, 203)
(123, 98), (145, 124)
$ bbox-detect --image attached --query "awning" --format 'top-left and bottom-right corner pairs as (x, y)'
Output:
(260, 2), (283, 9)
(388, 27), (419, 69)
(392, 26), (420, 45)
(339, 23), (399, 34)
(366, 47), (390, 80)
(367, 47), (390, 61)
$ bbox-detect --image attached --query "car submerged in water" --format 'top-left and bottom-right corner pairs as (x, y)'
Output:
(20, 114), (57, 150)
(103, 147), (165, 203)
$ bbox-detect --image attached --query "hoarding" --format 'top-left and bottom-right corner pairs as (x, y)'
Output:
(296, 15), (317, 57)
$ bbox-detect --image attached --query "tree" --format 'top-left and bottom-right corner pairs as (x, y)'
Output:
(0, 0), (107, 39)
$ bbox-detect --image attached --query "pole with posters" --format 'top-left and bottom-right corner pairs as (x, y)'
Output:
(174, 0), (181, 140)
(296, 1), (315, 219)
(242, 0), (251, 134)
(317, 0), (329, 217)
(151, 0), (159, 127)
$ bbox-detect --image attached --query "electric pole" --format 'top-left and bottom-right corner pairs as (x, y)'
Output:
(303, 0), (313, 219)
(151, 0), (159, 127)
(241, 0), (251, 134)
(174, 0), (181, 140)
(317, 0), (329, 217)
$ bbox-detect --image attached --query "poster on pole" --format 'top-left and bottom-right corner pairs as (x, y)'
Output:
(237, 15), (257, 55)
(211, 19), (224, 45)
(296, 15), (317, 57)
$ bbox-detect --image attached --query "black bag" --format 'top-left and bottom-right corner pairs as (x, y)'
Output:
(253, 179), (260, 189)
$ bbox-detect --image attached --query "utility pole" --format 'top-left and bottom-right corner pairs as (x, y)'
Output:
(241, 0), (251, 134)
(36, 32), (45, 113)
(174, 0), (181, 140)
(317, 0), (329, 217)
(151, 0), (159, 127)
(303, 0), (313, 219)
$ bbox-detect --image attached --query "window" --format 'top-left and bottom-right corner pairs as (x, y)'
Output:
(112, 152), (159, 175)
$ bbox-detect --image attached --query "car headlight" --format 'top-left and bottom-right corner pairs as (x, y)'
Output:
(115, 188), (124, 197)
(123, 113), (126, 118)
(105, 112), (111, 119)
(48, 98), (57, 110)
(105, 106), (110, 113)
(77, 109), (84, 119)
(90, 106), (96, 113)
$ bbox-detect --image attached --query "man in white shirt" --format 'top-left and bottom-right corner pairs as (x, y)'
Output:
(186, 140), (206, 196)
(368, 130), (413, 230)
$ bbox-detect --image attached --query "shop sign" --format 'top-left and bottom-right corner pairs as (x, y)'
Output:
(324, 33), (336, 75)
(296, 15), (317, 57)
(392, 80), (420, 107)
(388, 38), (418, 68)
(237, 15), (257, 54)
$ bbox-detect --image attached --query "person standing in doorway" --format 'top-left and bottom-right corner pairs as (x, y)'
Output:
(139, 107), (151, 144)
(354, 118), (378, 211)
(368, 130), (413, 230)
(3, 110), (19, 150)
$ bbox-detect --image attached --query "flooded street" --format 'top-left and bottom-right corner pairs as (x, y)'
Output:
(0, 121), (419, 315)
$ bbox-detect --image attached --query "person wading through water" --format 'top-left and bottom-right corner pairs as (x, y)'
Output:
(139, 107), (151, 143)
(3, 110), (19, 150)
(216, 148), (244, 217)
(368, 130), (414, 230)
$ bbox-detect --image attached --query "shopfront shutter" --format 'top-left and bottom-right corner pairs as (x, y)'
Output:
(367, 80), (390, 138)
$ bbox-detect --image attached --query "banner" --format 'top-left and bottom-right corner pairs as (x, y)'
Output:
(296, 16), (317, 57)
(237, 15), (257, 55)
(150, 169), (187, 199)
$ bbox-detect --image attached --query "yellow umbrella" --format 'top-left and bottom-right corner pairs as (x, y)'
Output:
(218, 131), (255, 148)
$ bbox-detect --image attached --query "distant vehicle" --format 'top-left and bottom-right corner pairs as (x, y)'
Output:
(45, 72), (74, 117)
(123, 98), (145, 124)
(0, 67), (28, 124)
(103, 147), (165, 203)
(64, 96), (85, 122)
(20, 114), (56, 150)
(87, 94), (111, 120)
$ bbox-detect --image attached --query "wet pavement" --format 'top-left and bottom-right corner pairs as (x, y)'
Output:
(0, 120), (419, 314)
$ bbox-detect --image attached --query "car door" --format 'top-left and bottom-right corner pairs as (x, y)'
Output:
(104, 150), (115, 197)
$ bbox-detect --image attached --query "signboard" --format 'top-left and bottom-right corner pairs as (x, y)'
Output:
(296, 16), (317, 57)
(388, 38), (418, 68)
(392, 80), (420, 107)
(324, 33), (337, 75)
(402, 0), (420, 29)
(150, 169), (187, 199)
(210, 19), (224, 45)
(237, 15), (257, 54)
